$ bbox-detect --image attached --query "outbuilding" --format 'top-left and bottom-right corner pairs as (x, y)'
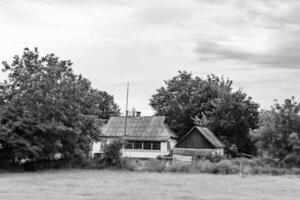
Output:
(174, 126), (225, 159)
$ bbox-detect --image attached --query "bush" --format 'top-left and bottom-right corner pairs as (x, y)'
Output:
(165, 161), (190, 172)
(290, 167), (300, 175)
(120, 158), (137, 171)
(118, 157), (299, 175)
(206, 154), (225, 163)
(102, 139), (124, 168)
(145, 159), (166, 172)
(284, 153), (300, 168)
(190, 160), (217, 173)
(251, 165), (287, 175)
(215, 160), (240, 174)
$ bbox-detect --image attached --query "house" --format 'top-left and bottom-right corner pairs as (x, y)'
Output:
(91, 116), (178, 158)
(174, 126), (225, 159)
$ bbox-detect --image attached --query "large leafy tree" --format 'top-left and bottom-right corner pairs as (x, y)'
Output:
(0, 48), (119, 165)
(252, 98), (300, 166)
(150, 71), (259, 154)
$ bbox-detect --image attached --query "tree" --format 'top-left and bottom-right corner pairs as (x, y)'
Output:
(0, 48), (120, 167)
(150, 71), (259, 154)
(252, 98), (300, 166)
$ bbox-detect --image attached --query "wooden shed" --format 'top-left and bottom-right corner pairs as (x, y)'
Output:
(174, 126), (225, 158)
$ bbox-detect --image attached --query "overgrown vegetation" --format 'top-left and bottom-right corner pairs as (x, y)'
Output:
(252, 97), (300, 168)
(120, 157), (300, 175)
(0, 48), (120, 170)
(102, 139), (124, 168)
(150, 71), (259, 154)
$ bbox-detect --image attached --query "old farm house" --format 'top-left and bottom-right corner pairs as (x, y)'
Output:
(92, 116), (178, 158)
(174, 126), (225, 160)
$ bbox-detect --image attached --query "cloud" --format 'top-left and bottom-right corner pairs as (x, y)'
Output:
(194, 0), (300, 69)
(135, 0), (197, 25)
(233, 0), (300, 29)
(1, 0), (299, 113)
(196, 38), (300, 69)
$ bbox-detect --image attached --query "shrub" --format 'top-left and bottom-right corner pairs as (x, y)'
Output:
(121, 158), (137, 171)
(145, 159), (166, 172)
(116, 156), (300, 175)
(165, 161), (190, 172)
(215, 160), (240, 174)
(190, 160), (217, 173)
(284, 153), (300, 168)
(102, 139), (124, 168)
(207, 154), (225, 163)
(91, 157), (107, 169)
(269, 167), (286, 175)
(290, 167), (300, 175)
(251, 165), (287, 175)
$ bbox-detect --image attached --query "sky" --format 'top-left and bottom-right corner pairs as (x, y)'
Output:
(0, 0), (300, 115)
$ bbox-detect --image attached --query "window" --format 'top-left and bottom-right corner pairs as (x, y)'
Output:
(125, 141), (161, 150)
(134, 141), (142, 149)
(94, 153), (103, 159)
(152, 142), (161, 150)
(100, 140), (107, 150)
(125, 141), (134, 149)
(143, 142), (152, 150)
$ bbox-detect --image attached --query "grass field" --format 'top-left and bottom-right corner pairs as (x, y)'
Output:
(0, 170), (299, 200)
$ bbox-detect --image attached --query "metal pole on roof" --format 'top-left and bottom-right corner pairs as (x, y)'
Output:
(124, 82), (129, 157)
(124, 82), (129, 137)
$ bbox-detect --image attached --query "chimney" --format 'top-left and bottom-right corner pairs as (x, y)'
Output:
(136, 111), (141, 117)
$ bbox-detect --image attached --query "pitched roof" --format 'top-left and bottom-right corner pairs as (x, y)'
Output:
(177, 126), (225, 148)
(101, 116), (178, 141)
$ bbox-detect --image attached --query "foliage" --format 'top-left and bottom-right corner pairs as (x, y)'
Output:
(103, 139), (124, 167)
(197, 153), (225, 163)
(215, 159), (240, 174)
(150, 71), (259, 154)
(120, 158), (137, 171)
(119, 157), (300, 175)
(0, 48), (120, 168)
(190, 159), (217, 173)
(165, 160), (190, 172)
(252, 97), (300, 167)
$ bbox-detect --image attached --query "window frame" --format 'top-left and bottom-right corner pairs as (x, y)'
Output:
(125, 141), (161, 151)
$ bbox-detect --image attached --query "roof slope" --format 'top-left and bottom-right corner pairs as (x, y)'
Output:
(177, 126), (225, 148)
(101, 116), (177, 141)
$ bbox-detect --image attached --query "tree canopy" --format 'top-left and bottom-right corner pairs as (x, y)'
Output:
(0, 48), (119, 166)
(150, 71), (259, 154)
(252, 97), (300, 166)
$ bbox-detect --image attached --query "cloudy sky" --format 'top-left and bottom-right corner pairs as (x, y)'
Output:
(0, 0), (299, 115)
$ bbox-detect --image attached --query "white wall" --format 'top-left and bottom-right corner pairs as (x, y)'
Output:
(174, 148), (224, 156)
(91, 138), (178, 158)
(169, 138), (177, 150)
(91, 141), (105, 157)
(91, 142), (101, 154)
(122, 149), (162, 158)
(161, 141), (168, 155)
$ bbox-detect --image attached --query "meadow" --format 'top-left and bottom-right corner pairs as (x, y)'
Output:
(0, 170), (299, 200)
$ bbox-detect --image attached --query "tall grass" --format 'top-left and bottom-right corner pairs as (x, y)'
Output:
(120, 157), (300, 175)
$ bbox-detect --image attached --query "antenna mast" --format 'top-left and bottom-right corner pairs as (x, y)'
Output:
(124, 82), (129, 137)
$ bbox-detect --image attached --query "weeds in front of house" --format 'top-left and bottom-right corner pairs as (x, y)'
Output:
(119, 157), (300, 175)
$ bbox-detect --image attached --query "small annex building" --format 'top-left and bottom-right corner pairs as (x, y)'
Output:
(174, 126), (225, 159)
(92, 116), (178, 158)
